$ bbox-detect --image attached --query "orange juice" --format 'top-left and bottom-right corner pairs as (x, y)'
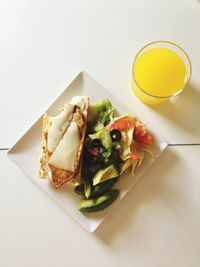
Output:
(132, 43), (191, 105)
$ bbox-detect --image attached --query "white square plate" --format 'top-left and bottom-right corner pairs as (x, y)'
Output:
(8, 71), (168, 232)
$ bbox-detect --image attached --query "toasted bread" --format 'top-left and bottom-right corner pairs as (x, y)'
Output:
(39, 113), (52, 179)
(39, 96), (89, 189)
(49, 106), (87, 188)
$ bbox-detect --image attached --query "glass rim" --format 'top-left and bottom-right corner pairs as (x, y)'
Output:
(132, 40), (192, 99)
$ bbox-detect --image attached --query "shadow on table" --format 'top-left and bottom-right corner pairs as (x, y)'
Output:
(149, 83), (200, 135)
(94, 147), (180, 245)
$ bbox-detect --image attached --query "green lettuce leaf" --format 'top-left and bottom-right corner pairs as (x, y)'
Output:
(88, 99), (115, 126)
(89, 128), (113, 158)
(118, 127), (134, 160)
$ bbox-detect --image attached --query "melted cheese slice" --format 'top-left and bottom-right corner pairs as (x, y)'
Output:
(47, 104), (74, 153)
(70, 96), (89, 117)
(48, 121), (80, 171)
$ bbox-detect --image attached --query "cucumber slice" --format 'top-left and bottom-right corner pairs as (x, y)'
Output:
(90, 178), (117, 198)
(79, 189), (119, 213)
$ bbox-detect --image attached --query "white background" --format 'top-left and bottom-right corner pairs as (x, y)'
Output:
(1, 0), (200, 266)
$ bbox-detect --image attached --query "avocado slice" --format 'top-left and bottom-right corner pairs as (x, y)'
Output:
(74, 184), (84, 196)
(84, 179), (92, 199)
(79, 189), (119, 213)
(91, 178), (117, 198)
(93, 164), (119, 186)
(75, 178), (117, 199)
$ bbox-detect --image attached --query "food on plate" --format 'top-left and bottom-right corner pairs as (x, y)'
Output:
(79, 189), (119, 213)
(39, 96), (89, 188)
(39, 97), (154, 212)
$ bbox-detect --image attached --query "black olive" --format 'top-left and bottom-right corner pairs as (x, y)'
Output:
(110, 129), (121, 142)
(91, 138), (102, 147)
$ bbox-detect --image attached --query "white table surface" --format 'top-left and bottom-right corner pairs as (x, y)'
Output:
(1, 0), (200, 266)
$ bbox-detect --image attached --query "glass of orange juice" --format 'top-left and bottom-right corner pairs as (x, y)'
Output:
(132, 41), (192, 105)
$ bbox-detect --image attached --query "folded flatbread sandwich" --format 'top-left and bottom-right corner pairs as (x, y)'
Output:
(39, 96), (89, 188)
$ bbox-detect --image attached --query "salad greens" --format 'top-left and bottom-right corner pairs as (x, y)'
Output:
(88, 99), (114, 123)
(75, 99), (154, 212)
(89, 128), (113, 159)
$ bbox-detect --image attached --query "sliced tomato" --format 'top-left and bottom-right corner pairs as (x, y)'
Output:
(129, 152), (140, 161)
(126, 119), (135, 128)
(111, 117), (135, 131)
(132, 142), (141, 149)
(133, 126), (153, 145)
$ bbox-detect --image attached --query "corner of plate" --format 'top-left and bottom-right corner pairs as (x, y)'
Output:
(7, 147), (13, 159)
(78, 70), (90, 79)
